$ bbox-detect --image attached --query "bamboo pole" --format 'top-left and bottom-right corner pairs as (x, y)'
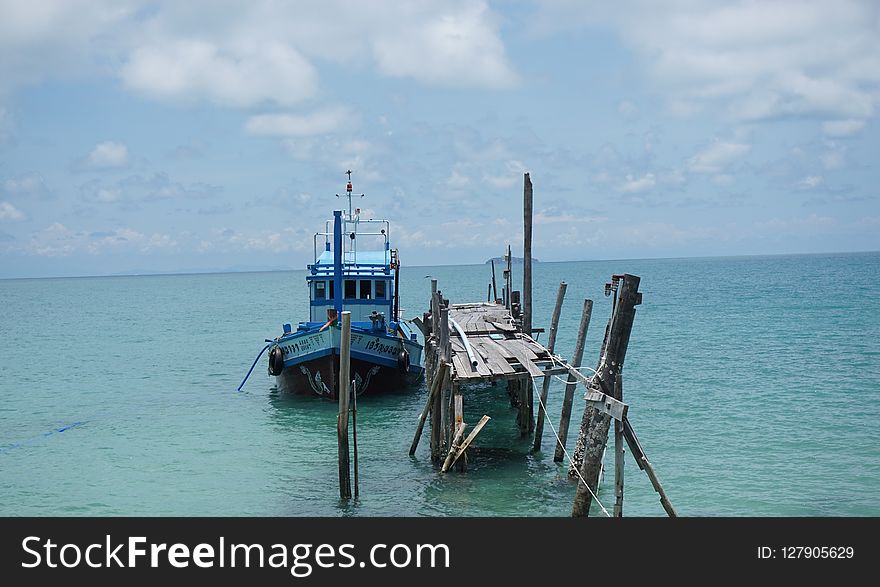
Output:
(534, 281), (567, 451)
(553, 299), (593, 462)
(337, 311), (352, 499)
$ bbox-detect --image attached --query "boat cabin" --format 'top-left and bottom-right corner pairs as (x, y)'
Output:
(305, 212), (399, 328)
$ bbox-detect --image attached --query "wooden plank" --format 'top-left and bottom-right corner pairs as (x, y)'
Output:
(471, 340), (516, 375)
(501, 340), (544, 378)
(583, 390), (628, 422)
(481, 337), (516, 359)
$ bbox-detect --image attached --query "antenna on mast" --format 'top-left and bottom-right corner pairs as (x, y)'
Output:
(336, 170), (364, 219)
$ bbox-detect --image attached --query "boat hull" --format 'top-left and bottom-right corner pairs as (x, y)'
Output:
(271, 325), (423, 398)
(277, 353), (422, 398)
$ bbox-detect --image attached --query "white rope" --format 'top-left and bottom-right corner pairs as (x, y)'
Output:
(531, 372), (610, 517)
(517, 332), (610, 517)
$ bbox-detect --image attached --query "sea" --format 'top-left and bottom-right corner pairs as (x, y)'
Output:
(1, 252), (878, 516)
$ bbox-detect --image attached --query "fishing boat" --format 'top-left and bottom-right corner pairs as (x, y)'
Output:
(265, 172), (423, 398)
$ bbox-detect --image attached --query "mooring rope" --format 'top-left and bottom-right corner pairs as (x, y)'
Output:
(237, 342), (273, 392)
(0, 420), (91, 454)
(518, 332), (611, 517)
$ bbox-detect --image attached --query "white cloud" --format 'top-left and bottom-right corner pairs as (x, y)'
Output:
(122, 40), (318, 107)
(83, 141), (129, 169)
(799, 175), (823, 189)
(618, 172), (656, 193)
(822, 119), (866, 137)
(447, 169), (471, 188)
(17, 222), (178, 256)
(537, 1), (880, 122)
(821, 142), (846, 170)
(245, 107), (353, 137)
(0, 2), (516, 105)
(370, 2), (517, 88)
(618, 100), (639, 119)
(0, 201), (25, 221)
(3, 173), (50, 198)
(688, 141), (751, 173)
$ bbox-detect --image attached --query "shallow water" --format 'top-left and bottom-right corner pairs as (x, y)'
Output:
(1, 252), (878, 516)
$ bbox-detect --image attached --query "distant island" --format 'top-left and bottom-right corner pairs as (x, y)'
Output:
(485, 256), (540, 264)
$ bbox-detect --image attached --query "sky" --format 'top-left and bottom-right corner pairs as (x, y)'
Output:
(0, 0), (878, 278)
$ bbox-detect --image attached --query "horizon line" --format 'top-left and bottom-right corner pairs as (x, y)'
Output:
(1, 249), (877, 281)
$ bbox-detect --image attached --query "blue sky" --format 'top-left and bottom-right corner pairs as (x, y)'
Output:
(0, 0), (878, 278)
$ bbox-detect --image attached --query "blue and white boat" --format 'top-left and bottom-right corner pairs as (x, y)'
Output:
(266, 173), (424, 398)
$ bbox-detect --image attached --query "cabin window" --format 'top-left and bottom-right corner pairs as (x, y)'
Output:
(375, 280), (386, 299)
(314, 281), (326, 300)
(329, 280), (334, 299)
(360, 280), (372, 299)
(344, 279), (356, 299)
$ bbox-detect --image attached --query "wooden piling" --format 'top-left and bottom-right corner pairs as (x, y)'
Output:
(522, 172), (533, 337)
(430, 367), (448, 463)
(409, 362), (449, 455)
(534, 281), (567, 451)
(613, 374), (623, 516)
(553, 299), (593, 462)
(490, 259), (498, 302)
(337, 311), (352, 499)
(352, 383), (359, 498)
(515, 377), (533, 437)
(571, 275), (641, 517)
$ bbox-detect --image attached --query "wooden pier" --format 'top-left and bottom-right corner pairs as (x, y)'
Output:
(408, 173), (677, 517)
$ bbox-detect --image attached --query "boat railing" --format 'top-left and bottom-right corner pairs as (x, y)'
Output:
(313, 218), (391, 265)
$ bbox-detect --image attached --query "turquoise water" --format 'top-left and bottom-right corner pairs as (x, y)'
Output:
(1, 253), (878, 516)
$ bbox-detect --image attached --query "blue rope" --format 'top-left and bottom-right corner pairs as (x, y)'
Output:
(237, 343), (273, 392)
(0, 420), (90, 453)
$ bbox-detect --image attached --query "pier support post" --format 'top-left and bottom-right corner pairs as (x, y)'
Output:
(337, 311), (352, 499)
(522, 172), (533, 336)
(571, 274), (641, 517)
(534, 281), (567, 451)
(613, 375), (624, 517)
(410, 362), (449, 456)
(554, 299), (593, 462)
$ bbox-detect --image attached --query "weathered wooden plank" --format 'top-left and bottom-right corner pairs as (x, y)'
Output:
(583, 390), (628, 422)
(471, 340), (516, 375)
(481, 337), (516, 359)
(502, 340), (544, 378)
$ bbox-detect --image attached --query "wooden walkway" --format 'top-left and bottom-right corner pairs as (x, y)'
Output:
(446, 303), (556, 382)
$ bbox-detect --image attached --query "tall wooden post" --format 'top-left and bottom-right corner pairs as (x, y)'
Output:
(613, 374), (624, 517)
(490, 259), (498, 302)
(522, 172), (533, 337)
(571, 274), (641, 517)
(352, 382), (359, 498)
(534, 281), (567, 451)
(553, 299), (593, 462)
(337, 311), (352, 499)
